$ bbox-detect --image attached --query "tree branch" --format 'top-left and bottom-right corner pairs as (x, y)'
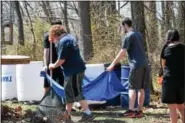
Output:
(120, 1), (129, 9)
(144, 3), (164, 21)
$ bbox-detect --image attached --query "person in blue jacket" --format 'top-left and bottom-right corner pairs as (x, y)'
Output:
(48, 25), (94, 122)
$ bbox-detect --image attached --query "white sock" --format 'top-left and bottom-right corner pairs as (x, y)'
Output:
(84, 109), (91, 115)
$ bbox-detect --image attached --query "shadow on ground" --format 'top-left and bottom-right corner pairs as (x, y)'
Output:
(86, 119), (127, 123)
(144, 113), (169, 119)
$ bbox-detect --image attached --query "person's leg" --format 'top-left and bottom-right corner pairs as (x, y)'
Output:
(44, 87), (50, 94)
(61, 103), (73, 121)
(177, 104), (184, 123)
(168, 104), (178, 123)
(44, 77), (50, 94)
(62, 76), (75, 121)
(66, 103), (73, 114)
(129, 89), (136, 110)
(138, 89), (145, 111)
(176, 86), (184, 123)
(79, 100), (91, 115)
(54, 67), (64, 87)
(76, 72), (91, 114)
(75, 72), (94, 122)
(123, 68), (138, 117)
(137, 66), (150, 112)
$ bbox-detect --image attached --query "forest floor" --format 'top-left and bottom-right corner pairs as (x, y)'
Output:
(2, 92), (180, 123)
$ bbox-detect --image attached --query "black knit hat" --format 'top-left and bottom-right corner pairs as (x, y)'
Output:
(51, 20), (62, 25)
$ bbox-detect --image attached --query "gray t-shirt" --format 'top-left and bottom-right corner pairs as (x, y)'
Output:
(122, 31), (147, 69)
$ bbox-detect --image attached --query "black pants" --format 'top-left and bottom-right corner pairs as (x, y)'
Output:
(44, 67), (64, 88)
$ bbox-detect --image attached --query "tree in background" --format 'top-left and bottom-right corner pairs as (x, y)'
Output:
(2, 1), (184, 68)
(14, 1), (24, 45)
(78, 1), (93, 61)
(145, 1), (159, 55)
(40, 1), (54, 23)
(23, 1), (36, 58)
(131, 2), (147, 52)
(60, 1), (70, 33)
(165, 2), (173, 30)
(178, 2), (185, 42)
(145, 2), (159, 92)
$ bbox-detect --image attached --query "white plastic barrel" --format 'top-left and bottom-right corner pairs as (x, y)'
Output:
(83, 64), (106, 105)
(1, 65), (17, 100)
(16, 61), (44, 101)
(85, 64), (105, 81)
(1, 55), (30, 101)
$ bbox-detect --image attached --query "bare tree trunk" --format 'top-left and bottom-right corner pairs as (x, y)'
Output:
(72, 2), (79, 15)
(64, 2), (70, 33)
(178, 1), (185, 42)
(40, 1), (52, 23)
(78, 1), (93, 61)
(131, 2), (146, 52)
(24, 1), (36, 58)
(14, 1), (24, 45)
(131, 1), (154, 92)
(145, 2), (159, 54)
(171, 2), (176, 28)
(118, 1), (121, 14)
(1, 1), (5, 54)
(45, 1), (54, 21)
(1, 1), (4, 42)
(161, 1), (165, 39)
(164, 1), (173, 32)
(145, 2), (159, 93)
(60, 1), (70, 33)
(108, 1), (116, 14)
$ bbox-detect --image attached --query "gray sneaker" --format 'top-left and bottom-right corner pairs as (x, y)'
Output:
(78, 113), (95, 122)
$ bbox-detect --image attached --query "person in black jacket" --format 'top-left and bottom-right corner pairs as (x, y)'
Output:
(43, 21), (64, 94)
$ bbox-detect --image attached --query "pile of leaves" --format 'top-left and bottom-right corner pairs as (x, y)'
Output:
(1, 105), (24, 120)
(2, 105), (42, 123)
(1, 104), (63, 123)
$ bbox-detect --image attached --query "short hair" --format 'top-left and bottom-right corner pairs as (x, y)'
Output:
(49, 25), (66, 38)
(166, 29), (180, 42)
(50, 20), (62, 25)
(122, 17), (132, 27)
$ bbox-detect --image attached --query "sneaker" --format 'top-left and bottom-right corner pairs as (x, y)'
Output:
(135, 110), (144, 118)
(123, 110), (136, 117)
(78, 113), (95, 122)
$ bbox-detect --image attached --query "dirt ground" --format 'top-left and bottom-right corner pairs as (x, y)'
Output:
(1, 100), (174, 123)
(2, 92), (184, 123)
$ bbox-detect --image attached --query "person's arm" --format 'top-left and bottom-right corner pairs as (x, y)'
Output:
(161, 59), (166, 69)
(107, 49), (126, 71)
(49, 59), (65, 69)
(43, 33), (50, 71)
(43, 48), (49, 66)
(107, 35), (132, 71)
(161, 46), (170, 72)
(49, 40), (69, 70)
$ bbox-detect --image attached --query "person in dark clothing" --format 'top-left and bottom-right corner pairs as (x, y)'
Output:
(48, 25), (94, 122)
(43, 21), (64, 94)
(107, 18), (150, 118)
(160, 29), (184, 123)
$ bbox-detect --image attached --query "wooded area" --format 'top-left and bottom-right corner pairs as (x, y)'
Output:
(1, 1), (185, 91)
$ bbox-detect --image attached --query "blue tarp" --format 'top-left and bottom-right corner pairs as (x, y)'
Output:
(40, 71), (128, 101)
